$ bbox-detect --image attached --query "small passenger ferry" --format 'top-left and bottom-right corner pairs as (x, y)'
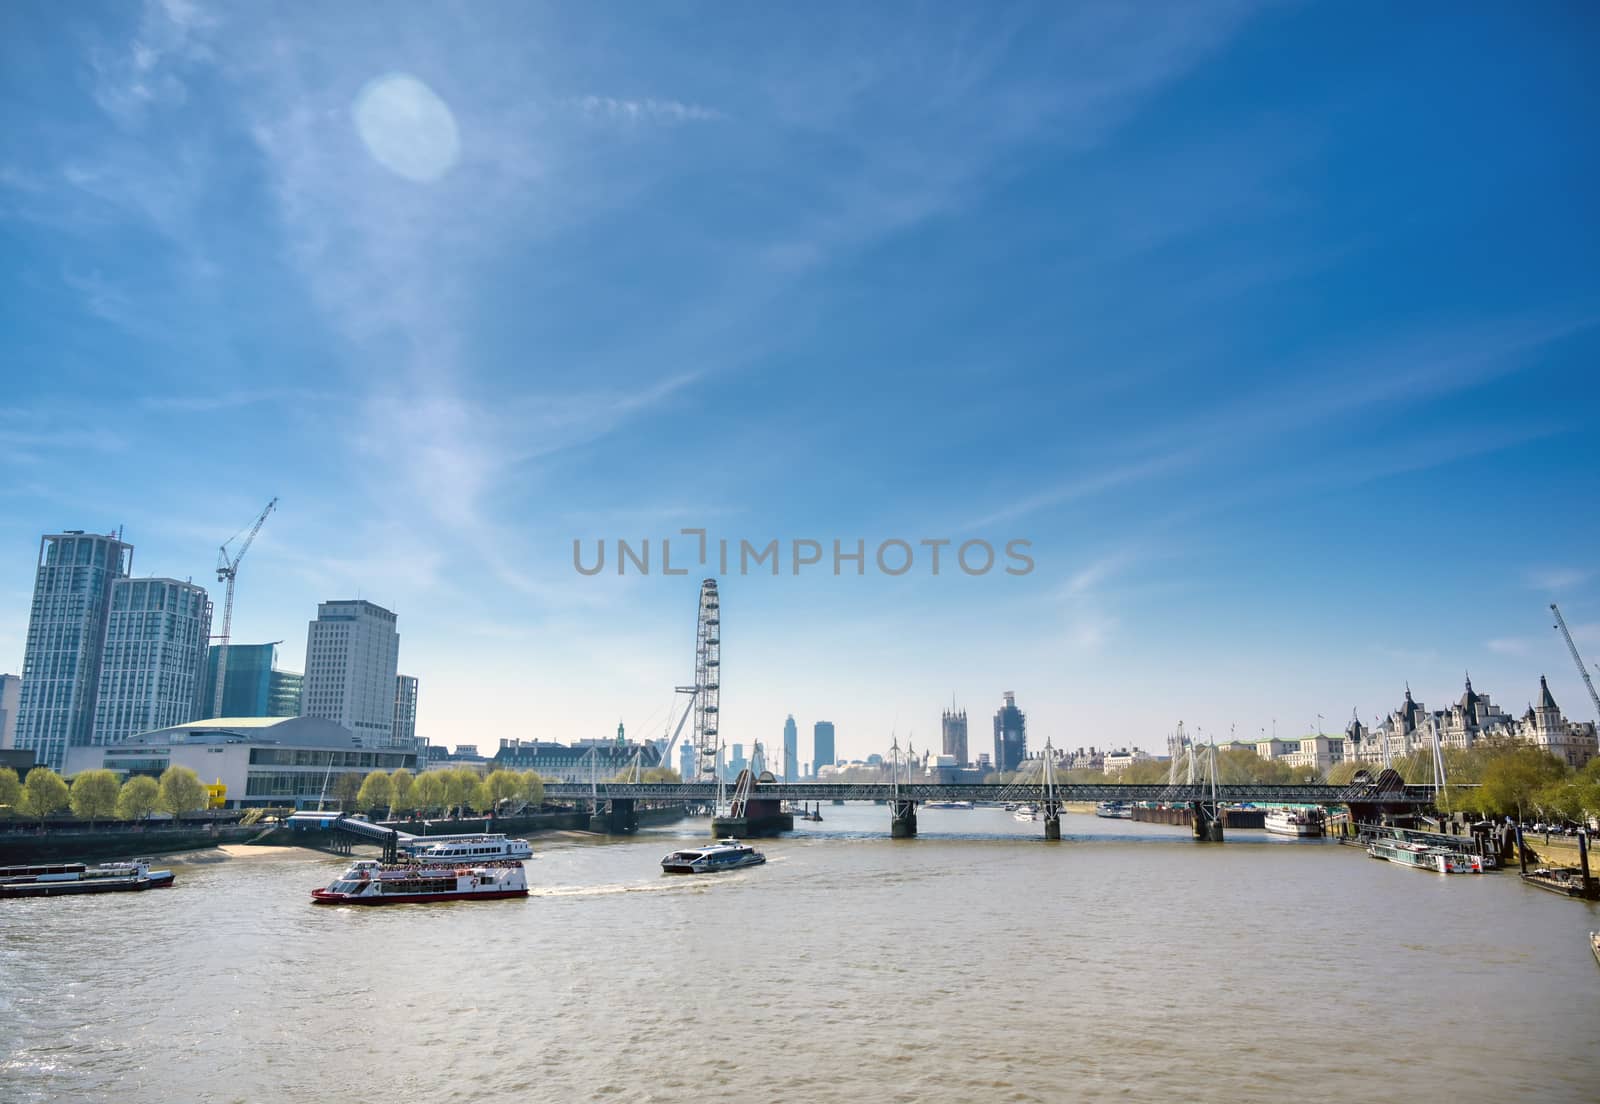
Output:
(0, 859), (175, 898)
(1366, 838), (1482, 874)
(311, 859), (528, 905)
(401, 834), (533, 862)
(1012, 805), (1038, 822)
(660, 840), (766, 874)
(1095, 801), (1133, 819)
(1264, 808), (1324, 837)
(925, 800), (974, 810)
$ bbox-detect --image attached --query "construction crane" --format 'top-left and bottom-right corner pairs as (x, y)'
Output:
(212, 498), (278, 718)
(1551, 603), (1600, 723)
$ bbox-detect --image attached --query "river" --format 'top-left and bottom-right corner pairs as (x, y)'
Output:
(2, 805), (1596, 1103)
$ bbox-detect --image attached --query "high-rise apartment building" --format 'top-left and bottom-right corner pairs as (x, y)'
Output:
(782, 714), (798, 781)
(993, 691), (1027, 773)
(302, 600), (400, 746)
(93, 577), (212, 746)
(0, 673), (19, 750)
(15, 531), (133, 770)
(941, 706), (969, 766)
(393, 674), (419, 746)
(813, 720), (836, 772)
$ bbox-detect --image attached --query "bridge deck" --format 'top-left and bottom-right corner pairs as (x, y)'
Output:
(543, 781), (1436, 807)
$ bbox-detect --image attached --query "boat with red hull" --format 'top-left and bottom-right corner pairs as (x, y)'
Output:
(311, 858), (527, 905)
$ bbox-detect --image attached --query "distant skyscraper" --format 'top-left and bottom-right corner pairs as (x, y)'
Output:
(393, 674), (419, 746)
(0, 673), (19, 750)
(15, 531), (133, 770)
(302, 600), (400, 746)
(678, 739), (696, 780)
(942, 705), (969, 766)
(200, 642), (294, 719)
(92, 577), (212, 746)
(783, 715), (798, 781)
(813, 720), (836, 771)
(993, 691), (1027, 772)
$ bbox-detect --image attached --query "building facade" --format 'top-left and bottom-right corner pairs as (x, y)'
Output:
(1342, 676), (1596, 770)
(813, 720), (836, 772)
(393, 674), (419, 746)
(92, 577), (212, 747)
(199, 642), (296, 719)
(270, 669), (303, 716)
(941, 706), (968, 766)
(0, 673), (19, 750)
(14, 532), (134, 770)
(993, 691), (1027, 773)
(491, 737), (662, 782)
(782, 715), (798, 781)
(302, 600), (400, 747)
(62, 715), (415, 809)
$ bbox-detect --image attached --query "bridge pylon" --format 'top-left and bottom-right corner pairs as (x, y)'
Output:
(1041, 738), (1062, 840)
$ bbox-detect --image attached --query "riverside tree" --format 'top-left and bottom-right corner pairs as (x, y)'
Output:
(70, 769), (122, 828)
(442, 768), (479, 817)
(388, 768), (414, 816)
(117, 775), (161, 821)
(356, 771), (391, 815)
(0, 766), (21, 814)
(484, 770), (522, 812)
(332, 772), (363, 811)
(519, 771), (545, 808)
(412, 771), (446, 816)
(20, 768), (71, 825)
(158, 766), (209, 819)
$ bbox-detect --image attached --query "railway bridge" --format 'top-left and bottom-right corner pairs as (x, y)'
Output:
(544, 775), (1437, 840)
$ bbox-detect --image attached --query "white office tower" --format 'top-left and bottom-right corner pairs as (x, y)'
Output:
(0, 673), (20, 750)
(93, 577), (213, 745)
(393, 674), (419, 747)
(14, 532), (133, 770)
(302, 600), (401, 747)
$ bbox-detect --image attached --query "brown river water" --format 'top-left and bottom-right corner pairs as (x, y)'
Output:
(2, 806), (1597, 1103)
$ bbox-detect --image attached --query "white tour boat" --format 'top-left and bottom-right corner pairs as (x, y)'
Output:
(1012, 805), (1038, 822)
(1264, 808), (1324, 837)
(1366, 838), (1482, 874)
(924, 800), (974, 810)
(1095, 801), (1133, 819)
(660, 840), (767, 874)
(401, 834), (533, 862)
(311, 858), (528, 905)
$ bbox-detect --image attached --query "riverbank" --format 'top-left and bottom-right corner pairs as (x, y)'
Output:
(0, 804), (690, 864)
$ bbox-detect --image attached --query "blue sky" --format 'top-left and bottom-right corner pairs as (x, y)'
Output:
(2, 1), (1597, 763)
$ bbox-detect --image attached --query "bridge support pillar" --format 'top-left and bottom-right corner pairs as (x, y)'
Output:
(890, 800), (918, 839)
(589, 798), (638, 834)
(1191, 801), (1224, 842)
(1043, 800), (1062, 840)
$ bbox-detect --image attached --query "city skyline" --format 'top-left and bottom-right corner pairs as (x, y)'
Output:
(1, 4), (1597, 762)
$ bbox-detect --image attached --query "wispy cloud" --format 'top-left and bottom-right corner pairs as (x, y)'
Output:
(571, 96), (723, 125)
(1526, 567), (1593, 592)
(1485, 637), (1532, 657)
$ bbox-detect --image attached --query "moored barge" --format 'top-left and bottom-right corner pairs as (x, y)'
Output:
(0, 859), (175, 898)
